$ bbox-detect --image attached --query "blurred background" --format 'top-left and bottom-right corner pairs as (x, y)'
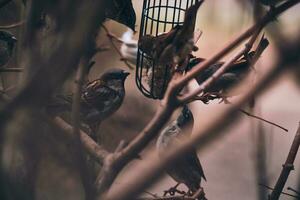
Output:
(1, 0), (300, 199)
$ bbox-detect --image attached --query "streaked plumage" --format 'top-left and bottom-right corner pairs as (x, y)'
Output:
(0, 31), (17, 67)
(47, 68), (129, 139)
(156, 106), (206, 193)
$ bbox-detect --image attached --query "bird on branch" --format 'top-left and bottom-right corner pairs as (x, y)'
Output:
(156, 106), (206, 196)
(0, 31), (17, 67)
(47, 68), (130, 141)
(187, 37), (269, 103)
(138, 0), (204, 98)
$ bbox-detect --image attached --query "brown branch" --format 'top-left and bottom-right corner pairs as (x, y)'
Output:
(269, 122), (300, 200)
(71, 59), (96, 200)
(94, 1), (300, 197)
(101, 25), (134, 70)
(238, 108), (288, 132)
(52, 117), (109, 164)
(0, 21), (25, 29)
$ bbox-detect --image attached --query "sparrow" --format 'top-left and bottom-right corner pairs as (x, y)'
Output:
(47, 68), (130, 140)
(187, 37), (269, 100)
(187, 55), (253, 97)
(156, 106), (206, 194)
(0, 31), (17, 67)
(138, 0), (204, 98)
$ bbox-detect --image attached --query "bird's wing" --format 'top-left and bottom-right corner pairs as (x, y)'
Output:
(185, 148), (207, 181)
(82, 79), (118, 105)
(171, 135), (206, 181)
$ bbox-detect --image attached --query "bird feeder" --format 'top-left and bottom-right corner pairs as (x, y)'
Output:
(136, 0), (198, 99)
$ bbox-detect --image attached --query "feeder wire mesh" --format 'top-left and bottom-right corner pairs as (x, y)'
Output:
(136, 0), (198, 99)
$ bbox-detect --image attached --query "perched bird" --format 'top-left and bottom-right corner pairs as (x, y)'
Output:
(187, 55), (253, 97)
(0, 31), (17, 67)
(138, 0), (204, 98)
(47, 68), (130, 140)
(187, 37), (269, 100)
(156, 106), (206, 194)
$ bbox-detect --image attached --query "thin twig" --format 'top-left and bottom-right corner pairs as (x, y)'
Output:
(238, 108), (288, 132)
(101, 25), (134, 70)
(269, 122), (300, 200)
(287, 187), (300, 196)
(0, 21), (25, 29)
(259, 184), (300, 199)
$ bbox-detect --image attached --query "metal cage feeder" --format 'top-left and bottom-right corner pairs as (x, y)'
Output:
(136, 0), (198, 99)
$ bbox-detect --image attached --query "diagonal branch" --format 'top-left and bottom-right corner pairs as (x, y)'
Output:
(52, 117), (109, 164)
(269, 123), (300, 200)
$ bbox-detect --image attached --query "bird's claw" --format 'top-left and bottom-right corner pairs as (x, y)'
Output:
(163, 183), (185, 196)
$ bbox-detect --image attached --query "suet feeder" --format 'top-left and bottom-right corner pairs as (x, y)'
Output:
(136, 0), (198, 99)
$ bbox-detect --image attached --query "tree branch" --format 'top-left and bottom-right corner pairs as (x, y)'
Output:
(269, 122), (300, 200)
(71, 59), (96, 200)
(52, 117), (109, 164)
(0, 21), (25, 29)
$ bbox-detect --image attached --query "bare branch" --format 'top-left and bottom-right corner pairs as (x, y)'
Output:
(0, 21), (25, 29)
(52, 117), (109, 164)
(71, 59), (96, 199)
(269, 123), (300, 200)
(0, 0), (12, 9)
(238, 108), (288, 132)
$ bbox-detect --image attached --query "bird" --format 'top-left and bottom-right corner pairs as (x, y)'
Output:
(186, 37), (269, 102)
(156, 106), (206, 195)
(0, 31), (17, 67)
(187, 55), (253, 97)
(138, 0), (204, 98)
(47, 68), (130, 140)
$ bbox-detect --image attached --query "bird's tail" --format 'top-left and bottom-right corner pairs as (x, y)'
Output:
(46, 94), (72, 116)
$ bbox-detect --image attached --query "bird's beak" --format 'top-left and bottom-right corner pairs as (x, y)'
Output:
(123, 72), (130, 77)
(11, 36), (17, 42)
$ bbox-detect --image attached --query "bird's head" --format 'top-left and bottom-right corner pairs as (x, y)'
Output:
(0, 31), (17, 44)
(100, 68), (130, 85)
(138, 34), (155, 55)
(0, 31), (17, 55)
(177, 105), (194, 127)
